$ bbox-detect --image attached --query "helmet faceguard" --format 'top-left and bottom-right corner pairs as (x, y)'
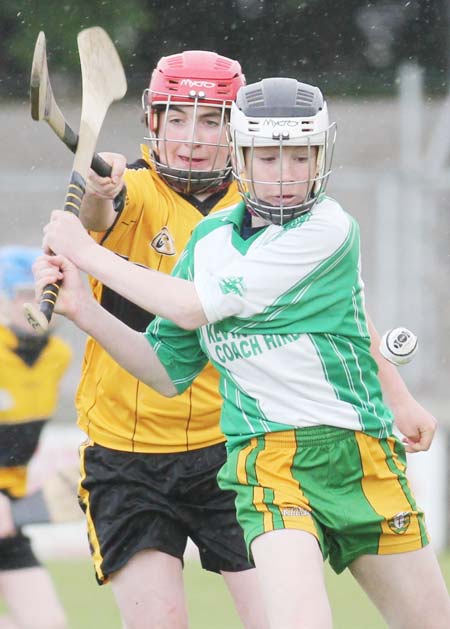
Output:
(143, 50), (245, 195)
(229, 78), (336, 225)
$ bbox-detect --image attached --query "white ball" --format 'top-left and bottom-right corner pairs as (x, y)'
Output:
(379, 327), (418, 365)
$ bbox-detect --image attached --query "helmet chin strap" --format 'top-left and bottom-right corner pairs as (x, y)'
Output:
(245, 193), (317, 226)
(153, 157), (231, 196)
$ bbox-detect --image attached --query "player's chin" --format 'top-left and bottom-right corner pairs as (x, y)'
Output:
(268, 196), (303, 206)
(174, 155), (207, 166)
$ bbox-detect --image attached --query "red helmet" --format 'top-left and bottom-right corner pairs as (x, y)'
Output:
(142, 51), (246, 194)
(148, 50), (245, 109)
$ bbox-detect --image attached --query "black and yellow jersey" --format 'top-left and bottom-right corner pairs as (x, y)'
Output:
(0, 325), (71, 497)
(77, 145), (241, 453)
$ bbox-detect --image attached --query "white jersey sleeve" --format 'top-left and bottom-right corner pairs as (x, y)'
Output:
(194, 199), (352, 324)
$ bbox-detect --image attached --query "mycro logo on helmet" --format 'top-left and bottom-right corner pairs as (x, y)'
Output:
(262, 119), (302, 127)
(180, 79), (216, 88)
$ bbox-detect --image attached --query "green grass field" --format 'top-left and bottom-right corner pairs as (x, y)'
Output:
(20, 550), (449, 628)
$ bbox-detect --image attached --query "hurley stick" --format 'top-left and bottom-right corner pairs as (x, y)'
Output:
(24, 27), (127, 333)
(30, 30), (126, 184)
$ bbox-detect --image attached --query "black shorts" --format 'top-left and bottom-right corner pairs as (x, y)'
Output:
(0, 531), (40, 571)
(79, 442), (254, 584)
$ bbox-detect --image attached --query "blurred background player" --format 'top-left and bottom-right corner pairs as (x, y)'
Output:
(0, 246), (71, 629)
(68, 50), (268, 629)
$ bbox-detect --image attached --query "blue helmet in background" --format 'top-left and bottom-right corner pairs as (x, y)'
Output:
(0, 246), (41, 298)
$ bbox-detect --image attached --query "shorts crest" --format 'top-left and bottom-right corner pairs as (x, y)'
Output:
(388, 511), (411, 534)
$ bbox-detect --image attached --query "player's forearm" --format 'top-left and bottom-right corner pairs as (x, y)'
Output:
(79, 194), (116, 232)
(78, 243), (208, 330)
(73, 296), (177, 396)
(79, 152), (127, 231)
(367, 314), (412, 407)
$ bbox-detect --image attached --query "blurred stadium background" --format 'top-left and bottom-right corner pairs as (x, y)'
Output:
(1, 1), (449, 626)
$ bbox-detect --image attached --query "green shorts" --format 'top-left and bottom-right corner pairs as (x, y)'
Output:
(217, 425), (429, 574)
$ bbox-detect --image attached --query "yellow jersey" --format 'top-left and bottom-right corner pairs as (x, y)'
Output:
(0, 325), (71, 497)
(77, 146), (241, 452)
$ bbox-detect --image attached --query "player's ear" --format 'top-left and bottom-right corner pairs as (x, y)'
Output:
(150, 110), (159, 133)
(142, 109), (159, 134)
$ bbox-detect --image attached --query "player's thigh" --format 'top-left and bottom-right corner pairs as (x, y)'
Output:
(251, 529), (332, 629)
(0, 566), (66, 628)
(350, 546), (450, 629)
(0, 533), (65, 628)
(110, 548), (188, 629)
(221, 567), (269, 629)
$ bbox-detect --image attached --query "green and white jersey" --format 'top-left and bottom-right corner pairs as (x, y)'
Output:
(145, 197), (393, 448)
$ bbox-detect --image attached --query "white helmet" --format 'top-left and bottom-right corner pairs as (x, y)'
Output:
(229, 77), (336, 225)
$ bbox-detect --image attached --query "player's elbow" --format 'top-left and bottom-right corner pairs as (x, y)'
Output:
(156, 383), (179, 397)
(143, 377), (178, 398)
(170, 303), (207, 331)
(171, 313), (203, 331)
(174, 317), (195, 331)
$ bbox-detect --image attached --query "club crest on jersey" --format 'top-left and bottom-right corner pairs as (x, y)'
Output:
(150, 227), (176, 256)
(387, 511), (411, 534)
(219, 276), (245, 297)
